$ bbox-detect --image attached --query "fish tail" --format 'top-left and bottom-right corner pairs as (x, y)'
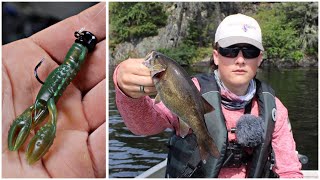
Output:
(197, 135), (220, 163)
(198, 141), (210, 164)
(207, 136), (220, 158)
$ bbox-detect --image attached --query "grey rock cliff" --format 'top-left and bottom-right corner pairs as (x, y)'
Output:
(110, 2), (242, 65)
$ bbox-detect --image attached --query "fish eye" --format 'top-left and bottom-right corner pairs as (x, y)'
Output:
(155, 55), (159, 59)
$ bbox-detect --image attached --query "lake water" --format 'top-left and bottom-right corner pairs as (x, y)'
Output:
(109, 66), (318, 178)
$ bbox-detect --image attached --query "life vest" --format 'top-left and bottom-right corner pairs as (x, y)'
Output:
(165, 73), (277, 178)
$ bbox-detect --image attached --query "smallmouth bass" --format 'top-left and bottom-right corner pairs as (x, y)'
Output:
(143, 51), (220, 162)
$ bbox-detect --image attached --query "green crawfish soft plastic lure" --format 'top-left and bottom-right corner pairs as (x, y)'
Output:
(8, 30), (97, 164)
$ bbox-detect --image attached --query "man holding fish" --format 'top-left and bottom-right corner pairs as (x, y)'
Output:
(113, 14), (302, 178)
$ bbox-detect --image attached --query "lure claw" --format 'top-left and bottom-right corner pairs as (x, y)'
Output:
(8, 100), (48, 151)
(26, 98), (57, 164)
(8, 106), (33, 151)
(26, 123), (56, 164)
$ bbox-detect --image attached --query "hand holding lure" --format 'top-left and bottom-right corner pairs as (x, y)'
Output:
(7, 30), (97, 164)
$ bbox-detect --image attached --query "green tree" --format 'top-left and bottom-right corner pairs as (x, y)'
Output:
(157, 13), (214, 65)
(109, 2), (168, 45)
(254, 3), (303, 62)
(280, 2), (318, 56)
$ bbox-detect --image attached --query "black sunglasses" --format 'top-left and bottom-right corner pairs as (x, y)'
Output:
(218, 45), (261, 59)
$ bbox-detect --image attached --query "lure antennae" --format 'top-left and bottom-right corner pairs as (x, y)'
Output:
(75, 27), (85, 37)
(77, 3), (106, 33)
(34, 58), (45, 84)
(78, 27), (85, 33)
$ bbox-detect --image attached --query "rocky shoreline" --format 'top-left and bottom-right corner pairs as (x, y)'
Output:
(110, 2), (318, 69)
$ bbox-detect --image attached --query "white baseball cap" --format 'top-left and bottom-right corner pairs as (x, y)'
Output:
(215, 13), (264, 51)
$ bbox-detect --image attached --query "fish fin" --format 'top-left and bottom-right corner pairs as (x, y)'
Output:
(154, 94), (161, 104)
(179, 119), (190, 138)
(202, 97), (215, 114)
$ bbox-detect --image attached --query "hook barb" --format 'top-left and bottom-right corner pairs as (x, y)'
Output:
(34, 58), (45, 84)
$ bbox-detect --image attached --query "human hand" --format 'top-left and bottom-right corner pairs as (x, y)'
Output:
(116, 58), (157, 98)
(2, 3), (106, 178)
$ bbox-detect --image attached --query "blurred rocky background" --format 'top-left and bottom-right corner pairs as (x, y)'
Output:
(109, 2), (318, 68)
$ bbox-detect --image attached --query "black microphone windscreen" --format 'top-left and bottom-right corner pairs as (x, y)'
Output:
(236, 114), (264, 147)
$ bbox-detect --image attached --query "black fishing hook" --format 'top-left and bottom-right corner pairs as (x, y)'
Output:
(34, 58), (45, 84)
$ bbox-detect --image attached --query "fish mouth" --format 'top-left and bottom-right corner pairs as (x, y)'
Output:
(143, 50), (157, 68)
(143, 51), (166, 78)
